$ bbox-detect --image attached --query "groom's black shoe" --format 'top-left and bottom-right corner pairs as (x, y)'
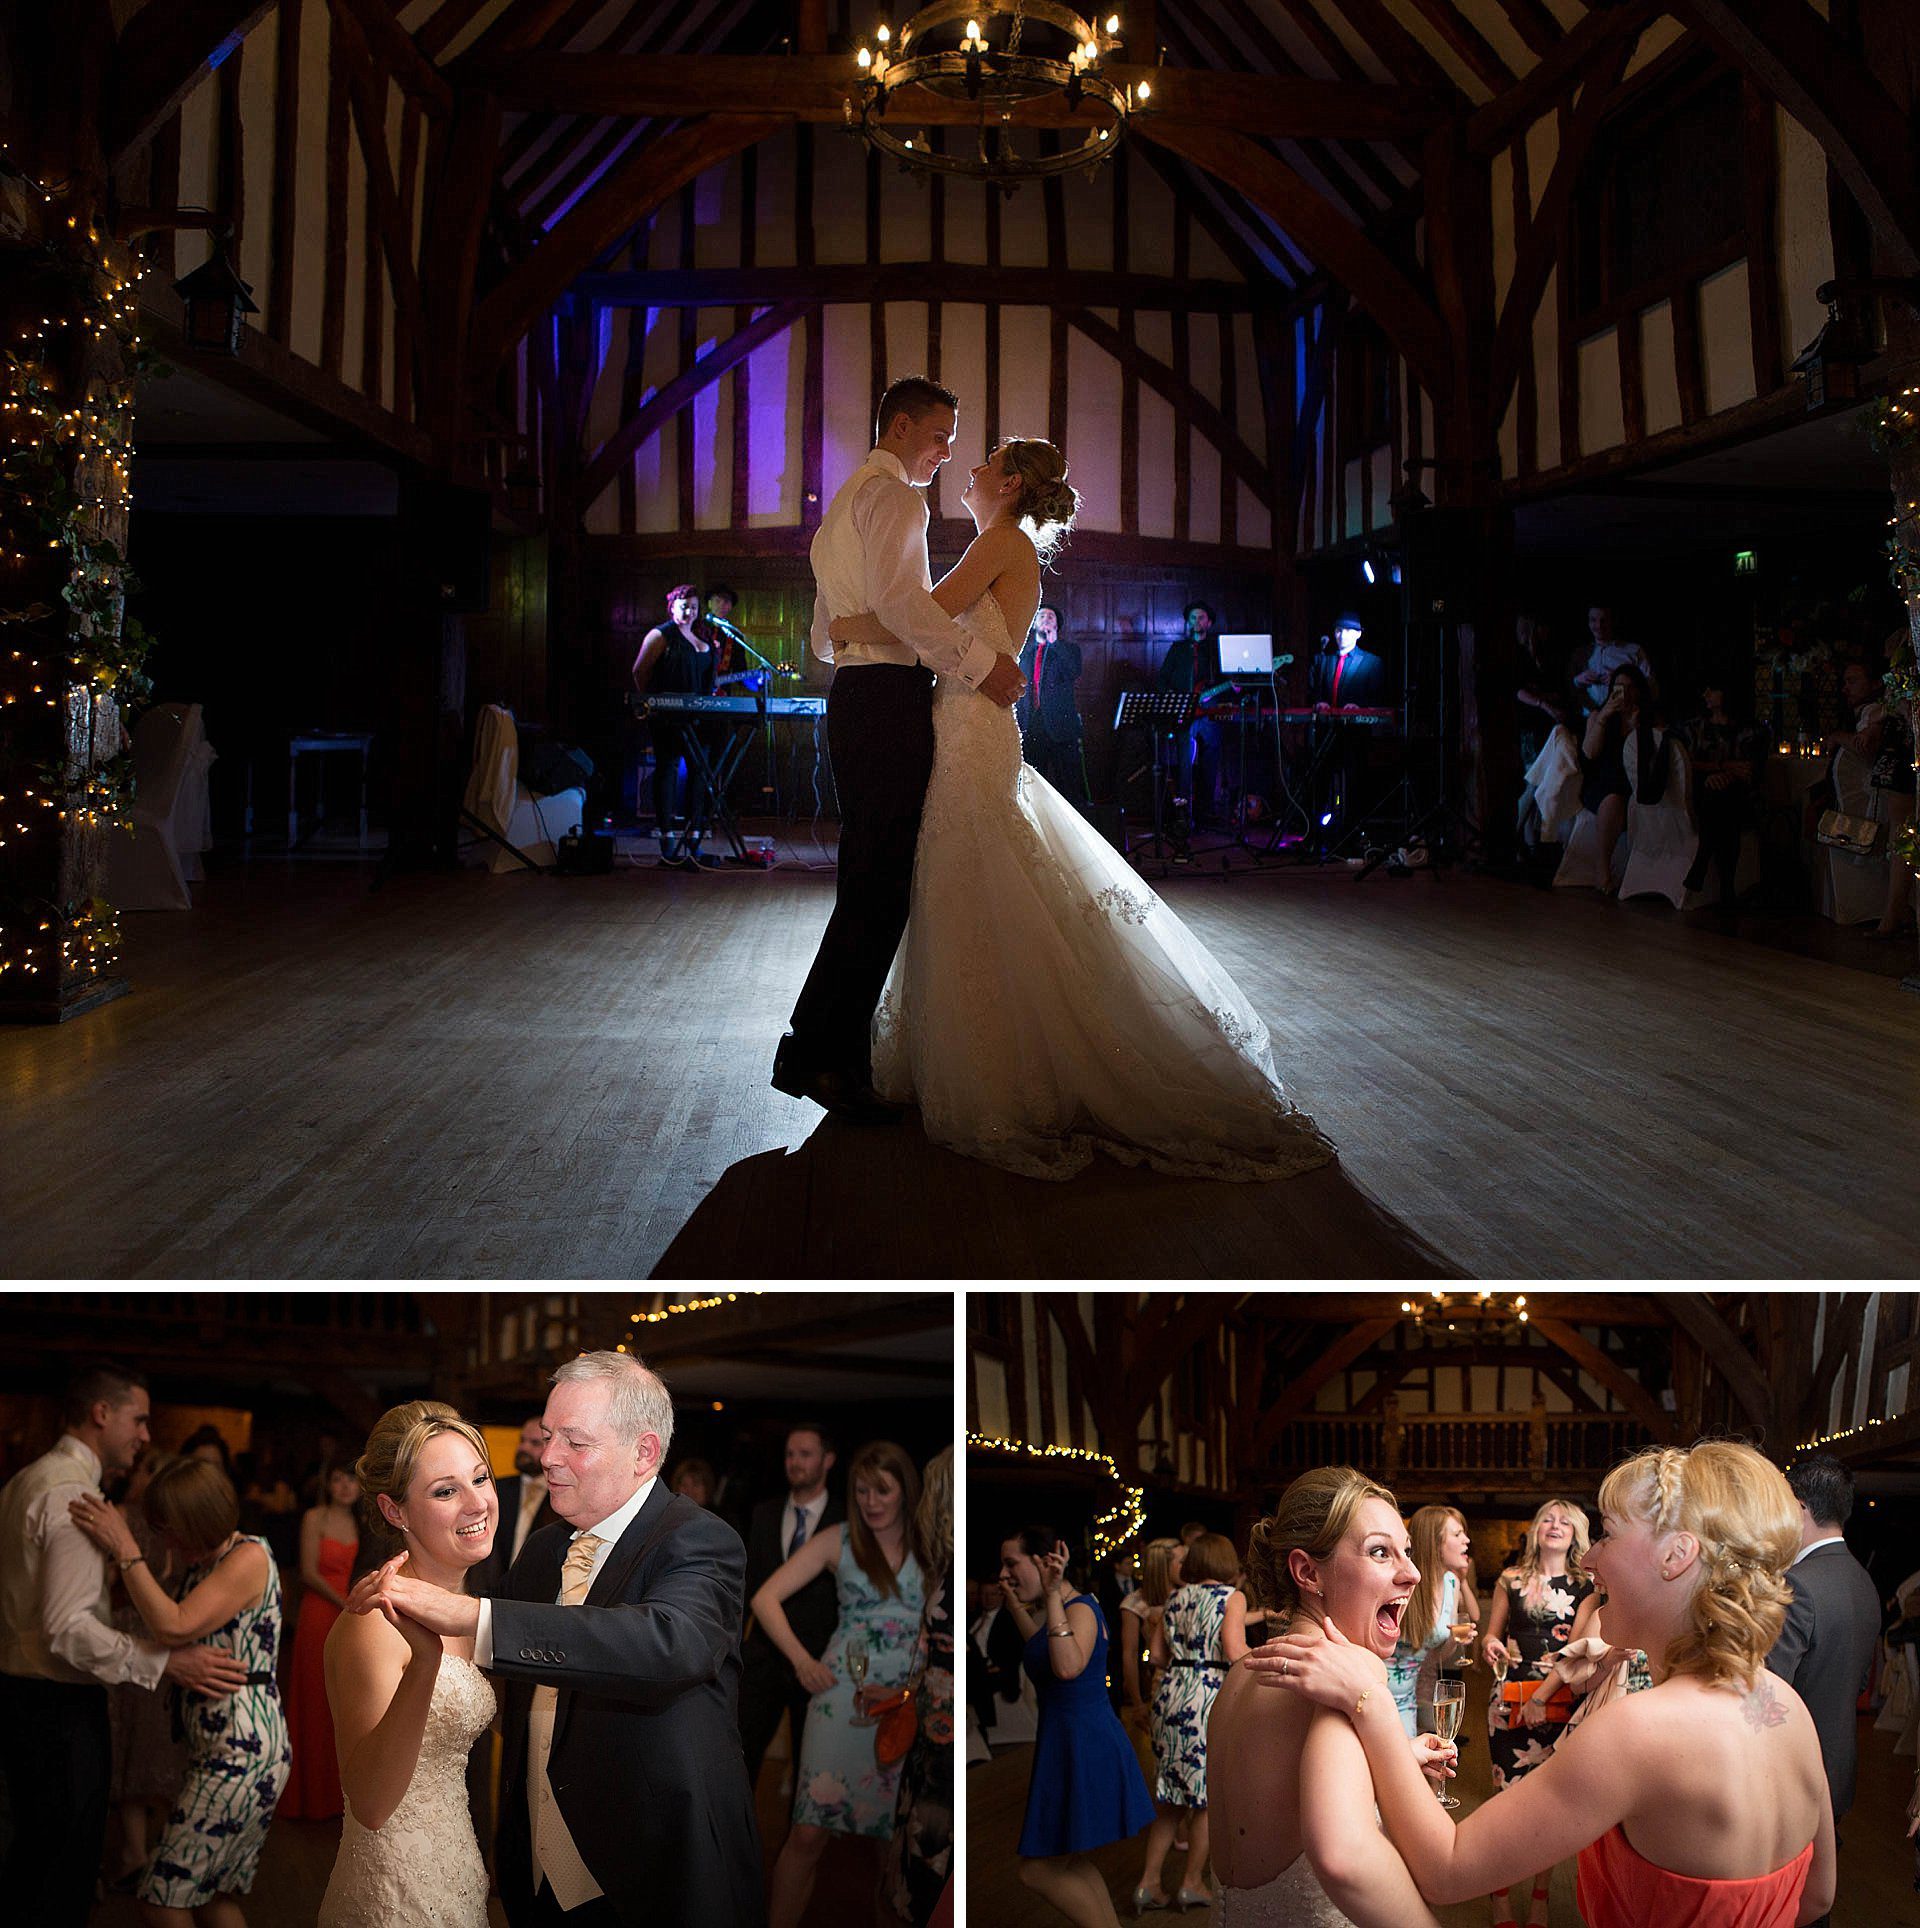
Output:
(771, 1042), (904, 1126)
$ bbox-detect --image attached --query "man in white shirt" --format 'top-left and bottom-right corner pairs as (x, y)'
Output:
(0, 1362), (248, 1927)
(773, 374), (1024, 1124)
(1574, 605), (1656, 711)
(350, 1350), (761, 1928)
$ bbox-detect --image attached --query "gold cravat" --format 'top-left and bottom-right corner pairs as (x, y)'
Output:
(530, 1533), (605, 1911)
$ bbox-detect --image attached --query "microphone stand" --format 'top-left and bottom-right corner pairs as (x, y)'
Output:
(707, 615), (791, 822)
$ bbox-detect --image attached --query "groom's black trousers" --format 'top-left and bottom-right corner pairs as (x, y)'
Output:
(785, 662), (935, 1080)
(0, 1673), (112, 1928)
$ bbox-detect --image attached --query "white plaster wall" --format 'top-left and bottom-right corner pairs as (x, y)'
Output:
(1700, 260), (1757, 416)
(1578, 326), (1626, 453)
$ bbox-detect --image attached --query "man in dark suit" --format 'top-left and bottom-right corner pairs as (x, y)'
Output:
(362, 1353), (762, 1928)
(1766, 1452), (1882, 1928)
(738, 1422), (842, 1791)
(1309, 613), (1389, 709)
(472, 1415), (561, 1600)
(1156, 601), (1228, 824)
(1017, 605), (1087, 805)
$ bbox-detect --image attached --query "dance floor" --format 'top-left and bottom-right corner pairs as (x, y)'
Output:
(4, 857), (1918, 1278)
(966, 1669), (1919, 1927)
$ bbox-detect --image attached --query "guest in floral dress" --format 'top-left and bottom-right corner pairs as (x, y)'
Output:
(885, 1447), (953, 1927)
(70, 1457), (290, 1925)
(753, 1439), (924, 1928)
(1481, 1497), (1592, 1928)
(1137, 1532), (1248, 1909)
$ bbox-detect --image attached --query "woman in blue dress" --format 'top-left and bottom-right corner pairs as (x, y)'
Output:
(755, 1439), (925, 1928)
(71, 1457), (291, 1928)
(998, 1524), (1153, 1927)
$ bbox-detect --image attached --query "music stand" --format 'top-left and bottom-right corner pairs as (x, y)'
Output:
(1113, 690), (1195, 868)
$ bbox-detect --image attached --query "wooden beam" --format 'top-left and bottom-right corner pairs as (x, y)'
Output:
(267, 0), (301, 345)
(447, 52), (1450, 141)
(1252, 1319), (1402, 1458)
(1397, 0), (1521, 95)
(1134, 120), (1452, 396)
(1528, 1317), (1677, 1442)
(328, 0), (427, 345)
(320, 12), (351, 382)
(573, 299), (808, 513)
(1741, 76), (1784, 395)
(328, 0), (453, 116)
(1670, 0), (1920, 275)
(1802, 1294), (1871, 1442)
(1664, 1294), (1773, 1435)
(1065, 306), (1273, 500)
(1489, 30), (1635, 427)
(1468, 0), (1660, 154)
(1119, 1296), (1249, 1443)
(470, 114), (781, 373)
(106, 0), (277, 158)
(574, 264), (1260, 313)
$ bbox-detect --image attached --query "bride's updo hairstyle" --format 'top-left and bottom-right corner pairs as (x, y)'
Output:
(1248, 1465), (1398, 1627)
(1596, 1440), (1799, 1688)
(997, 438), (1080, 563)
(355, 1400), (491, 1540)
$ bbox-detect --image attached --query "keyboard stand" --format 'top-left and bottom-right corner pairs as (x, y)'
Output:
(676, 722), (754, 864)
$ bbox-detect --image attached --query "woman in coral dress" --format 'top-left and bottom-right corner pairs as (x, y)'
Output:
(281, 1463), (360, 1818)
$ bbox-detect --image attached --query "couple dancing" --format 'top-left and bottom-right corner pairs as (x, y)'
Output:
(770, 374), (1334, 1183)
(315, 1352), (762, 1928)
(1198, 1443), (1833, 1927)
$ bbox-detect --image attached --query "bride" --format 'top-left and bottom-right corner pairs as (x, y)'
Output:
(828, 437), (1335, 1182)
(1204, 1467), (1452, 1926)
(318, 1401), (500, 1928)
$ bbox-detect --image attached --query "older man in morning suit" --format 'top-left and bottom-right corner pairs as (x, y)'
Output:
(1765, 1452), (1882, 1928)
(356, 1351), (762, 1928)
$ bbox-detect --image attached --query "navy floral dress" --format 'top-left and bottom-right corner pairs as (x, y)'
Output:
(141, 1536), (292, 1909)
(1149, 1580), (1233, 1807)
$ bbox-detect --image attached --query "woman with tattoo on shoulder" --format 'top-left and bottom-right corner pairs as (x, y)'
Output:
(1245, 1440), (1834, 1927)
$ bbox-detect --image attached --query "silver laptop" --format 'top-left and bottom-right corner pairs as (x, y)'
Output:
(1217, 633), (1275, 676)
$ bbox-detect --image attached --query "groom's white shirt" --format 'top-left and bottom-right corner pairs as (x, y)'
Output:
(471, 1472), (657, 1668)
(809, 446), (998, 685)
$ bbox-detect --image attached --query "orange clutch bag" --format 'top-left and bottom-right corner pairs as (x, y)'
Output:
(1499, 1677), (1575, 1720)
(868, 1687), (917, 1765)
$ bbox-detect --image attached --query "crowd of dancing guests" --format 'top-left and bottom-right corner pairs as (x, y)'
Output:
(983, 1441), (1913, 1928)
(0, 1358), (954, 1928)
(1514, 605), (1917, 933)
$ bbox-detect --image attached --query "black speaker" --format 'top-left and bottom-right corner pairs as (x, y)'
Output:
(402, 479), (492, 613)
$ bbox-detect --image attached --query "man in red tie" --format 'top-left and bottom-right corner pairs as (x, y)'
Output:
(1312, 614), (1387, 710)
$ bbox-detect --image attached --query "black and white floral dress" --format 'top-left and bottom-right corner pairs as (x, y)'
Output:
(1149, 1580), (1233, 1807)
(1487, 1569), (1592, 1792)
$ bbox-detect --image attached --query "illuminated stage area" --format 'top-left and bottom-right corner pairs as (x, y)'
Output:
(4, 861), (1916, 1279)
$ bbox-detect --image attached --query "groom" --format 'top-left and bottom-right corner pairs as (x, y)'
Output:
(772, 374), (1024, 1124)
(355, 1352), (762, 1928)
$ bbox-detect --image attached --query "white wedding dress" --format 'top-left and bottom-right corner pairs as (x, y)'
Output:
(872, 587), (1336, 1182)
(318, 1652), (496, 1928)
(1215, 1857), (1357, 1926)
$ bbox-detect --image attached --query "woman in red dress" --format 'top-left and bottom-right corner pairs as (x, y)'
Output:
(280, 1463), (360, 1818)
(1248, 1440), (1835, 1928)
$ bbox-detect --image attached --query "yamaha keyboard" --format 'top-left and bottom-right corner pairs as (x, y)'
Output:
(1191, 701), (1400, 726)
(645, 693), (826, 718)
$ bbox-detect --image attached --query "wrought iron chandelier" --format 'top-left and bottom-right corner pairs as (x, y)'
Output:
(848, 1), (1148, 190)
(1399, 1290), (1531, 1333)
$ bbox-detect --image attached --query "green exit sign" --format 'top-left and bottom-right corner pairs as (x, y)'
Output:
(1734, 549), (1758, 575)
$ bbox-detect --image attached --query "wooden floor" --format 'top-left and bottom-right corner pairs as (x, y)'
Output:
(4, 856), (1918, 1278)
(967, 1669), (1919, 1927)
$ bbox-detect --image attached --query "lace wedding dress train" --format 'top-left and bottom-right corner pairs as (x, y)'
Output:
(872, 590), (1337, 1182)
(318, 1652), (496, 1928)
(1216, 1856), (1359, 1926)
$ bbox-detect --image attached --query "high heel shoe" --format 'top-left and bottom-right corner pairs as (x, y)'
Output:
(1175, 1886), (1214, 1910)
(1131, 1884), (1170, 1914)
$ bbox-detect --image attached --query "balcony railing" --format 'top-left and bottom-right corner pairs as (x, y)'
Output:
(1272, 1411), (1653, 1487)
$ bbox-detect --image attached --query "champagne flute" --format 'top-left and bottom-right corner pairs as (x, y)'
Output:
(1490, 1641), (1511, 1688)
(1450, 1616), (1477, 1667)
(1429, 1679), (1465, 1808)
(846, 1633), (872, 1725)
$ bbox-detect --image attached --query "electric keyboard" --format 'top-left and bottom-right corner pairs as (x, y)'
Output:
(645, 693), (826, 718)
(1190, 702), (1401, 725)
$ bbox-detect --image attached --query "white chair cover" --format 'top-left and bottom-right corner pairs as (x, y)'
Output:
(1619, 727), (1700, 909)
(460, 704), (586, 872)
(1522, 726), (1583, 844)
(1553, 809), (1629, 891)
(1817, 745), (1891, 925)
(106, 701), (216, 910)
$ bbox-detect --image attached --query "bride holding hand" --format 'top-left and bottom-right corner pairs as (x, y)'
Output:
(318, 1401), (500, 1928)
(828, 436), (1334, 1184)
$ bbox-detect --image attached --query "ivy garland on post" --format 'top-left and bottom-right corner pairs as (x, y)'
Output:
(1867, 392), (1920, 884)
(0, 150), (166, 1004)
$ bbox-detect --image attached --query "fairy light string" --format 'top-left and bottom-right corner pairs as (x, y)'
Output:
(0, 150), (161, 993)
(968, 1431), (1148, 1560)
